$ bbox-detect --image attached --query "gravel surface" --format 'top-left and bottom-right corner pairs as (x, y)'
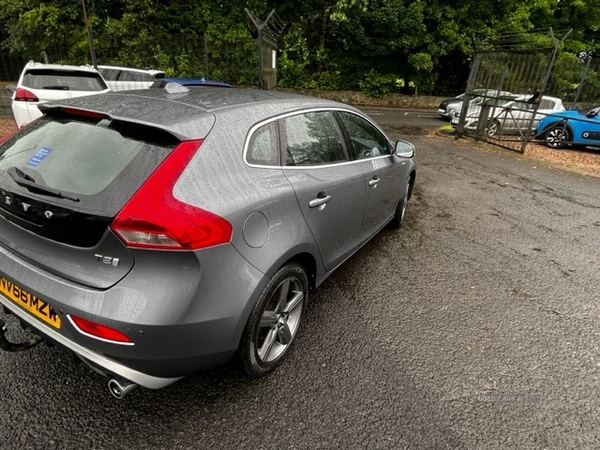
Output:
(524, 142), (600, 176)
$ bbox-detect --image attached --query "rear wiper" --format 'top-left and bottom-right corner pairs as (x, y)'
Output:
(7, 166), (80, 202)
(10, 167), (34, 182)
(42, 85), (70, 90)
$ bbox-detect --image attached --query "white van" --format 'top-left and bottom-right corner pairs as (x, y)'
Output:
(97, 65), (166, 91)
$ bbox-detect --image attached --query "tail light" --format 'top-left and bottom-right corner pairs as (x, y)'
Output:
(111, 139), (233, 250)
(69, 315), (133, 344)
(13, 88), (39, 102)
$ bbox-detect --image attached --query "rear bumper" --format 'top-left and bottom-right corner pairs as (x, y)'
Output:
(0, 242), (267, 388)
(0, 296), (181, 389)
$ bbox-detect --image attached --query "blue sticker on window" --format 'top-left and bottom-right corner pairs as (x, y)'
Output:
(27, 147), (52, 167)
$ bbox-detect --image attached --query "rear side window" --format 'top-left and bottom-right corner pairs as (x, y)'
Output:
(99, 68), (119, 81)
(337, 111), (390, 160)
(118, 70), (156, 82)
(247, 122), (279, 166)
(539, 98), (555, 110)
(23, 69), (108, 91)
(282, 111), (348, 166)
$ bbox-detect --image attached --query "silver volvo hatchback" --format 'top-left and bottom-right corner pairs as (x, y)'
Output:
(0, 85), (416, 398)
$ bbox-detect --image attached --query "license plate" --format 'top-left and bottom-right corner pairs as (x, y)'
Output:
(0, 274), (61, 329)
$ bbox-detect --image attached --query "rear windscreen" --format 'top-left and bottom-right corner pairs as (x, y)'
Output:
(23, 69), (108, 91)
(0, 116), (177, 216)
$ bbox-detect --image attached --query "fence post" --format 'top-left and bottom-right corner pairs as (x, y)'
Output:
(456, 52), (482, 138)
(245, 8), (275, 90)
(81, 0), (98, 68)
(571, 51), (592, 109)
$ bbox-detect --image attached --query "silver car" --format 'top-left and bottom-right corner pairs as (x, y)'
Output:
(454, 94), (565, 137)
(484, 95), (565, 136)
(0, 86), (416, 398)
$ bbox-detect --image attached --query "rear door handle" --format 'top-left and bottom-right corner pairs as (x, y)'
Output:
(309, 193), (332, 210)
(368, 176), (380, 188)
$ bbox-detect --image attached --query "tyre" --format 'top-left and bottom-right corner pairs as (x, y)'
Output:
(238, 263), (308, 377)
(486, 119), (500, 137)
(544, 124), (571, 149)
(389, 180), (411, 229)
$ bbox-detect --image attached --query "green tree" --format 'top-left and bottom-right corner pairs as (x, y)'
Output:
(1, 0), (600, 95)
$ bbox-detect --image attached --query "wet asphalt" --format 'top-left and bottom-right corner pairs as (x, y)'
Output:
(1, 109), (600, 449)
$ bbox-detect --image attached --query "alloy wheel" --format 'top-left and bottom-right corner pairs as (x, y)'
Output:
(545, 125), (569, 148)
(255, 276), (304, 364)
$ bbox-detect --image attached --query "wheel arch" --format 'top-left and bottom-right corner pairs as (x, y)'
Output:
(283, 252), (318, 293)
(539, 119), (573, 137)
(407, 170), (416, 201)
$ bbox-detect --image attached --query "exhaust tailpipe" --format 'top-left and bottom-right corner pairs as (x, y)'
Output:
(108, 378), (138, 399)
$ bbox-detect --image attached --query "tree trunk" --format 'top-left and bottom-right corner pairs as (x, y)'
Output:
(317, 0), (331, 74)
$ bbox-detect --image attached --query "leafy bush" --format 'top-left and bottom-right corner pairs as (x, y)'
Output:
(359, 71), (398, 98)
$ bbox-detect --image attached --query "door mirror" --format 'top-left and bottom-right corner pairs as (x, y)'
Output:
(6, 84), (16, 94)
(393, 140), (415, 158)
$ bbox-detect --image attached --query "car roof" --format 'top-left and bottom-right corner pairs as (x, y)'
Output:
(39, 87), (356, 141)
(97, 65), (166, 76)
(22, 61), (101, 73)
(158, 77), (232, 88)
(512, 94), (561, 101)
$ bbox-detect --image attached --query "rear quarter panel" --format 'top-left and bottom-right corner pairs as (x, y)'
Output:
(173, 106), (323, 281)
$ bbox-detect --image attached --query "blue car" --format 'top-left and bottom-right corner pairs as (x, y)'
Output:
(536, 106), (600, 149)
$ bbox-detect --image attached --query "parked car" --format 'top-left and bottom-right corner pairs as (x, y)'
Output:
(0, 86), (416, 398)
(454, 94), (565, 136)
(438, 93), (467, 120)
(7, 61), (111, 128)
(97, 65), (166, 91)
(536, 106), (600, 149)
(438, 89), (489, 120)
(450, 90), (514, 128)
(150, 77), (232, 88)
(484, 95), (565, 136)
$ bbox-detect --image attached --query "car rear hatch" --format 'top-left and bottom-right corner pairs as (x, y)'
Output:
(22, 68), (110, 102)
(0, 110), (182, 289)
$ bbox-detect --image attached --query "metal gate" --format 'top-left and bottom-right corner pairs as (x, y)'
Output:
(454, 31), (570, 153)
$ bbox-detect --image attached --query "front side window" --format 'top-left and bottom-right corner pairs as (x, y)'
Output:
(282, 111), (348, 166)
(337, 111), (390, 160)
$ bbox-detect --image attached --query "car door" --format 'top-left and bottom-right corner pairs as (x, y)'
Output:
(336, 111), (403, 238)
(280, 110), (366, 272)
